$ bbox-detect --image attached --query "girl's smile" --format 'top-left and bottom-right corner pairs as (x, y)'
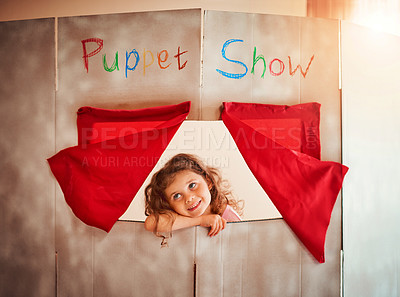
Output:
(187, 199), (201, 211)
(165, 170), (212, 217)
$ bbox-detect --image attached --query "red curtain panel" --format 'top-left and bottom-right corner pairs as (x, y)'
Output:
(222, 101), (348, 263)
(48, 101), (190, 232)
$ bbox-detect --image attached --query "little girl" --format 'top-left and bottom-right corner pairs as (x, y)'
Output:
(144, 153), (242, 241)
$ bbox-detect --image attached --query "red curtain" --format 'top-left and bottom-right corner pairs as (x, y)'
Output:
(224, 101), (321, 159)
(222, 101), (348, 263)
(48, 101), (190, 232)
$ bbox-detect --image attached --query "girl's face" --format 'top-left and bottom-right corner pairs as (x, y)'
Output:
(164, 170), (212, 217)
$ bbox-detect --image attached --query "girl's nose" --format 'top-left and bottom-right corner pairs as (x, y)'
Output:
(185, 194), (194, 204)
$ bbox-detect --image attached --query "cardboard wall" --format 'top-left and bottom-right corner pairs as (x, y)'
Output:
(201, 11), (342, 296)
(0, 19), (55, 297)
(1, 9), (345, 297)
(54, 10), (201, 296)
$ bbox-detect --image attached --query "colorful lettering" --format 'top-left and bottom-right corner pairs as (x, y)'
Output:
(174, 46), (188, 70)
(216, 39), (248, 79)
(288, 55), (315, 78)
(82, 38), (104, 73)
(143, 49), (154, 75)
(251, 47), (266, 78)
(216, 39), (315, 79)
(269, 58), (285, 76)
(80, 37), (315, 81)
(81, 39), (189, 77)
(157, 50), (171, 69)
(103, 52), (119, 72)
(125, 50), (140, 78)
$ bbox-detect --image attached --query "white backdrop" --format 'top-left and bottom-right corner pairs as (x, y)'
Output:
(342, 21), (400, 297)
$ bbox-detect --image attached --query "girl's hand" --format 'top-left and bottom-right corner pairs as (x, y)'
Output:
(200, 214), (226, 237)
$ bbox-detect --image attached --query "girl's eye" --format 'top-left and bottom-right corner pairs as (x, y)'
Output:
(172, 193), (181, 200)
(189, 182), (196, 189)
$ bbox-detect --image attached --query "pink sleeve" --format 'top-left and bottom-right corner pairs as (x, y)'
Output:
(221, 205), (242, 222)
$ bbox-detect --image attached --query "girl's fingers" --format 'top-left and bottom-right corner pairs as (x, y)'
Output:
(208, 221), (216, 236)
(208, 222), (217, 236)
(222, 218), (227, 230)
(208, 217), (225, 237)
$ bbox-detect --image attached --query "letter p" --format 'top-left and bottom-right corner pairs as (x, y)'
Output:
(82, 38), (104, 73)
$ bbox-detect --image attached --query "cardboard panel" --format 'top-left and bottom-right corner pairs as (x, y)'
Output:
(93, 222), (195, 297)
(195, 220), (301, 297)
(55, 10), (201, 296)
(90, 219), (306, 297)
(93, 223), (136, 296)
(342, 21), (400, 297)
(57, 9), (201, 149)
(195, 226), (225, 297)
(251, 14), (300, 104)
(300, 17), (341, 162)
(202, 11), (254, 119)
(0, 18), (55, 297)
(4, 9), (343, 297)
(299, 17), (342, 297)
(202, 11), (343, 296)
(201, 11), (305, 120)
(132, 223), (195, 296)
(242, 220), (300, 296)
(55, 221), (93, 297)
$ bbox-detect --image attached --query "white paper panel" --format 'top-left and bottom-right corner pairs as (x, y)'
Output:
(342, 21), (400, 297)
(120, 121), (282, 222)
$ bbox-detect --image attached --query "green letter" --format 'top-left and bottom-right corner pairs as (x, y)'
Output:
(103, 52), (119, 72)
(251, 47), (266, 78)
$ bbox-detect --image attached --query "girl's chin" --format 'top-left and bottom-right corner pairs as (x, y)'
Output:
(186, 210), (205, 217)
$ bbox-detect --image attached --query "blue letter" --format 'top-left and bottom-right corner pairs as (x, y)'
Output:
(216, 39), (248, 79)
(125, 49), (140, 78)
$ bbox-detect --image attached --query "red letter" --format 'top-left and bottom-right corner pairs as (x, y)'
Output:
(157, 50), (171, 69)
(174, 46), (188, 70)
(81, 38), (104, 73)
(269, 58), (285, 76)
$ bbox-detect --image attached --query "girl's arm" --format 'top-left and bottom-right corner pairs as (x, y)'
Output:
(144, 213), (226, 236)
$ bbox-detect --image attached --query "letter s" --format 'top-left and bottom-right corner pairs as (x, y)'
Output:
(216, 39), (248, 79)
